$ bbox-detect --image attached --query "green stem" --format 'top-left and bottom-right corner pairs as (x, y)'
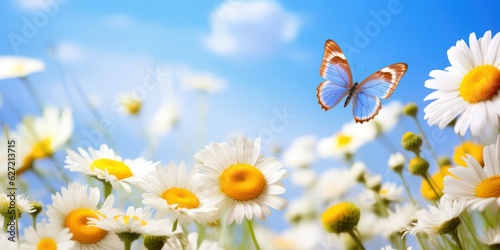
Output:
(196, 223), (205, 248)
(246, 219), (261, 250)
(20, 77), (44, 114)
(103, 181), (113, 199)
(172, 219), (178, 232)
(347, 230), (366, 250)
(117, 232), (140, 250)
(450, 230), (464, 250)
(398, 173), (416, 205)
(31, 214), (37, 229)
(413, 117), (439, 165)
(423, 173), (441, 200)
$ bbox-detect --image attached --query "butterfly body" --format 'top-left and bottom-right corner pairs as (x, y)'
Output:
(316, 39), (408, 123)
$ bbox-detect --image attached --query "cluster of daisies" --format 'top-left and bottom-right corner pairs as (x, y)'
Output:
(1, 29), (500, 250)
(0, 136), (286, 249)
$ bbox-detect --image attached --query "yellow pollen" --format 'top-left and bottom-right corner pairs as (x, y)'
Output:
(64, 208), (108, 244)
(336, 134), (352, 147)
(459, 65), (500, 103)
(91, 159), (133, 180)
(114, 215), (147, 226)
(162, 188), (200, 209)
(219, 163), (266, 201)
(475, 175), (500, 198)
(37, 238), (57, 250)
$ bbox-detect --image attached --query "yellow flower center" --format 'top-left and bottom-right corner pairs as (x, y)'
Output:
(162, 188), (200, 209)
(114, 215), (147, 226)
(321, 202), (360, 234)
(219, 163), (266, 201)
(123, 99), (142, 115)
(18, 138), (53, 175)
(13, 64), (26, 75)
(336, 134), (352, 147)
(37, 238), (57, 250)
(64, 208), (108, 244)
(475, 175), (500, 198)
(459, 65), (500, 103)
(453, 141), (484, 167)
(91, 159), (133, 180)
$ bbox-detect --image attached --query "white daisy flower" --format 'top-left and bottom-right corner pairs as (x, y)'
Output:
(388, 152), (405, 171)
(16, 106), (73, 174)
(378, 182), (404, 202)
(21, 223), (74, 250)
(178, 68), (226, 93)
(284, 197), (316, 224)
(148, 100), (180, 137)
(194, 136), (287, 224)
(65, 144), (158, 193)
(89, 206), (172, 236)
(141, 162), (219, 225)
(404, 198), (466, 237)
(444, 135), (500, 212)
(290, 168), (317, 188)
(373, 101), (403, 134)
(0, 193), (35, 215)
(317, 121), (376, 159)
(46, 182), (121, 250)
(424, 30), (500, 136)
(0, 56), (45, 80)
(379, 203), (420, 237)
(116, 93), (142, 116)
(282, 135), (316, 169)
(478, 226), (500, 247)
(316, 168), (356, 203)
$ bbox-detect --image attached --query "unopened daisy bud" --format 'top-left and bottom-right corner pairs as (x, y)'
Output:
(403, 103), (418, 118)
(408, 157), (429, 176)
(437, 156), (451, 167)
(321, 202), (360, 234)
(388, 153), (405, 173)
(365, 174), (382, 192)
(143, 235), (167, 250)
(30, 201), (43, 218)
(438, 217), (461, 235)
(350, 162), (366, 183)
(401, 132), (422, 154)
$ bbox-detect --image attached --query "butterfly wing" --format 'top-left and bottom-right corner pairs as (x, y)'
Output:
(316, 40), (353, 111)
(352, 63), (408, 123)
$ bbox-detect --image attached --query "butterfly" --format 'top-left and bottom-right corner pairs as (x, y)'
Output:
(316, 39), (408, 123)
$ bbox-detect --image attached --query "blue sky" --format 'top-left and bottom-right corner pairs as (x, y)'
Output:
(1, 0), (500, 235)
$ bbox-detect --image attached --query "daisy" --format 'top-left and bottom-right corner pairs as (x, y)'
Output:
(443, 135), (500, 212)
(0, 56), (45, 80)
(148, 100), (180, 137)
(46, 182), (121, 250)
(316, 168), (356, 203)
(317, 121), (376, 159)
(17, 106), (73, 174)
(282, 135), (316, 169)
(65, 144), (158, 193)
(379, 203), (420, 237)
(387, 152), (405, 172)
(0, 193), (35, 216)
(284, 197), (316, 224)
(424, 31), (500, 136)
(141, 161), (219, 225)
(194, 136), (287, 224)
(116, 93), (142, 116)
(178, 67), (226, 93)
(478, 226), (500, 247)
(404, 198), (466, 237)
(161, 232), (222, 250)
(21, 223), (74, 250)
(289, 168), (317, 188)
(372, 101), (403, 135)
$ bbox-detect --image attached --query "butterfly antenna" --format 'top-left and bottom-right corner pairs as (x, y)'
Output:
(359, 68), (367, 81)
(353, 65), (357, 82)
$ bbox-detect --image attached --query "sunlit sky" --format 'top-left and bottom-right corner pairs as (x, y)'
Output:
(1, 0), (500, 233)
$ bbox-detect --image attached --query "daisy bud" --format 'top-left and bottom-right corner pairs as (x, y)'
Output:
(437, 156), (451, 167)
(403, 103), (418, 118)
(401, 132), (422, 155)
(438, 217), (461, 235)
(388, 153), (405, 173)
(408, 157), (429, 176)
(350, 162), (366, 183)
(143, 235), (167, 250)
(365, 174), (382, 192)
(321, 202), (360, 234)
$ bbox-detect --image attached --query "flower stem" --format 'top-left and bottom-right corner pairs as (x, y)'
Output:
(423, 172), (441, 200)
(347, 230), (366, 250)
(398, 173), (416, 205)
(117, 232), (140, 250)
(103, 181), (113, 199)
(450, 230), (464, 250)
(412, 117), (439, 164)
(246, 219), (261, 250)
(20, 77), (44, 114)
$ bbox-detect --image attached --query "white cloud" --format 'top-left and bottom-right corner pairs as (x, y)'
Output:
(54, 41), (86, 63)
(204, 0), (300, 58)
(105, 13), (134, 29)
